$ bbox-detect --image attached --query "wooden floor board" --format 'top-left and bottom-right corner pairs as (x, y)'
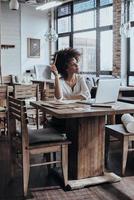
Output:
(1, 137), (134, 200)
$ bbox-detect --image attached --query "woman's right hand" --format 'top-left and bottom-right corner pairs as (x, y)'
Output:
(50, 64), (59, 77)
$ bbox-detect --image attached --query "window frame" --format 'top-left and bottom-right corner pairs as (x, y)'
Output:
(55, 0), (113, 77)
(127, 0), (134, 86)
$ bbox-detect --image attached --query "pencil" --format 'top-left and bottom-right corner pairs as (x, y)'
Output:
(53, 54), (58, 65)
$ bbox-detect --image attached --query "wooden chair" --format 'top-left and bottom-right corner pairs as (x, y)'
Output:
(1, 75), (19, 85)
(13, 84), (39, 128)
(32, 80), (55, 127)
(2, 75), (12, 85)
(44, 81), (55, 101)
(0, 85), (8, 135)
(32, 80), (55, 101)
(8, 96), (70, 197)
(105, 124), (134, 176)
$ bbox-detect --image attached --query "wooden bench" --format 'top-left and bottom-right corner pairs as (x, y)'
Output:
(105, 124), (134, 176)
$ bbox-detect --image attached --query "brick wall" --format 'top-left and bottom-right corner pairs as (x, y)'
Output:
(112, 0), (121, 77)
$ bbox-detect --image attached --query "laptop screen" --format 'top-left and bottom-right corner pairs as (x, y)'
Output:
(95, 79), (121, 104)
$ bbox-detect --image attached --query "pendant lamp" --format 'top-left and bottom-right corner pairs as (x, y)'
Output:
(9, 0), (19, 10)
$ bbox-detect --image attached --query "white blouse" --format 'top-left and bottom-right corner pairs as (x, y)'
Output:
(59, 74), (91, 100)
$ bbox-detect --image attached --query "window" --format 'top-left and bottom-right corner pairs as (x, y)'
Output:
(73, 11), (96, 31)
(56, 0), (113, 76)
(73, 0), (96, 13)
(100, 6), (113, 27)
(127, 1), (134, 85)
(58, 4), (71, 17)
(100, 0), (112, 6)
(58, 16), (71, 34)
(58, 36), (70, 50)
(73, 31), (96, 72)
(100, 30), (113, 71)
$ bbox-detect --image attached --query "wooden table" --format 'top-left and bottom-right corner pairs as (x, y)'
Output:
(30, 101), (134, 189)
(118, 96), (134, 104)
(118, 86), (134, 98)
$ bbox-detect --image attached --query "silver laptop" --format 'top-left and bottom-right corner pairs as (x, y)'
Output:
(78, 79), (121, 105)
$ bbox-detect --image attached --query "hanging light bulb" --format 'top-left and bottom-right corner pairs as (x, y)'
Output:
(9, 0), (19, 10)
(44, 27), (58, 42)
(120, 0), (134, 38)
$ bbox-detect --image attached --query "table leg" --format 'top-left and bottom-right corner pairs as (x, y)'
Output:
(66, 115), (121, 188)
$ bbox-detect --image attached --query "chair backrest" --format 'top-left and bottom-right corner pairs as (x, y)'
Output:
(32, 80), (55, 101)
(44, 81), (55, 101)
(8, 96), (29, 147)
(2, 75), (12, 85)
(0, 85), (8, 107)
(13, 84), (39, 100)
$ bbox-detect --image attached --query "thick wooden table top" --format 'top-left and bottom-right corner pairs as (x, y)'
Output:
(119, 86), (134, 91)
(118, 96), (134, 103)
(30, 100), (134, 119)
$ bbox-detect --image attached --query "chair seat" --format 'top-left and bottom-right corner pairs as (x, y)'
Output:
(29, 128), (67, 145)
(105, 123), (134, 176)
(105, 124), (134, 136)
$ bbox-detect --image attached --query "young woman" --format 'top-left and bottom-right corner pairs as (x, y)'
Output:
(51, 48), (91, 100)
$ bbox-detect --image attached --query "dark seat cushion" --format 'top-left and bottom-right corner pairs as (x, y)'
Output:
(28, 127), (67, 145)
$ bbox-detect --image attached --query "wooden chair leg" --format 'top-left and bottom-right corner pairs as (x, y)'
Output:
(23, 150), (30, 197)
(36, 108), (39, 129)
(105, 131), (110, 168)
(121, 136), (129, 176)
(45, 153), (51, 170)
(53, 152), (57, 168)
(131, 141), (134, 148)
(10, 149), (16, 178)
(61, 144), (68, 187)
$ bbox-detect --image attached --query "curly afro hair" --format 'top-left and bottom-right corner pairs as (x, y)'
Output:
(52, 48), (81, 79)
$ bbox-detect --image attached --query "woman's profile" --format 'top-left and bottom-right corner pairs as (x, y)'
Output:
(51, 48), (91, 100)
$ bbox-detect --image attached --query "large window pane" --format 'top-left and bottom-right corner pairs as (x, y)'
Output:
(58, 16), (71, 33)
(130, 3), (134, 71)
(100, 30), (113, 71)
(100, 0), (113, 6)
(130, 2), (134, 21)
(130, 37), (134, 71)
(73, 31), (96, 72)
(128, 76), (134, 86)
(73, 11), (96, 31)
(74, 0), (96, 13)
(58, 36), (70, 50)
(100, 6), (113, 26)
(58, 4), (71, 17)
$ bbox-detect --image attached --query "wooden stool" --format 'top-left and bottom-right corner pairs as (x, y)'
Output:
(105, 124), (134, 176)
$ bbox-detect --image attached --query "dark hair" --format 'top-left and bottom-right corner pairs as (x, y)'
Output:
(52, 48), (81, 79)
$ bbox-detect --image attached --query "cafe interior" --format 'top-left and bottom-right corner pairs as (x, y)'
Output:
(1, 0), (134, 199)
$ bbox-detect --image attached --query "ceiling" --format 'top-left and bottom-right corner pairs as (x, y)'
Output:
(2, 0), (72, 6)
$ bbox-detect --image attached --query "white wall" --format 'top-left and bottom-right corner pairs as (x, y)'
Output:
(1, 2), (49, 80)
(1, 2), (21, 77)
(21, 4), (49, 74)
